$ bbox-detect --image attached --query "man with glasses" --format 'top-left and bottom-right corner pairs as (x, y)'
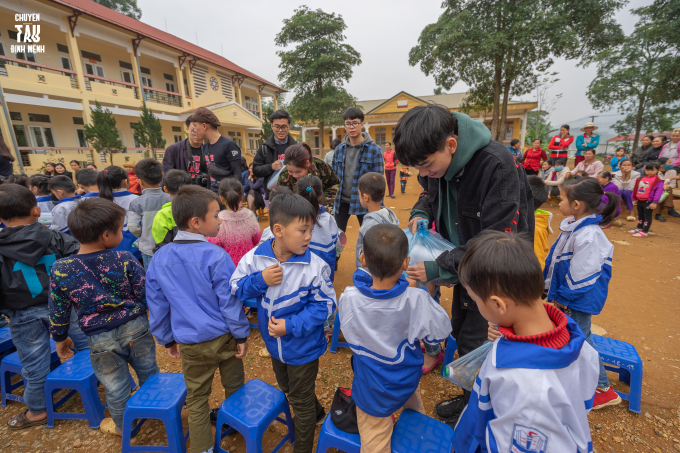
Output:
(253, 110), (298, 198)
(331, 107), (384, 231)
(162, 116), (203, 175)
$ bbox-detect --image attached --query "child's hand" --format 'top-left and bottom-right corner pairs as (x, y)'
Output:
(235, 341), (249, 359)
(56, 338), (75, 360)
(167, 343), (180, 359)
(268, 316), (286, 338)
(649, 203), (657, 209)
(633, 200), (637, 205)
(262, 264), (283, 286)
(487, 322), (501, 342)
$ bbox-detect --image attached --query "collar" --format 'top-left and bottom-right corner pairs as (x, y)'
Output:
(36, 195), (52, 202)
(319, 205), (326, 214)
(497, 304), (569, 349)
(274, 136), (289, 145)
(112, 190), (133, 197)
(173, 230), (207, 242)
(57, 195), (81, 204)
(352, 269), (410, 300)
(583, 133), (594, 138)
(141, 187), (163, 194)
(254, 238), (312, 264)
(82, 192), (99, 198)
(559, 214), (601, 232)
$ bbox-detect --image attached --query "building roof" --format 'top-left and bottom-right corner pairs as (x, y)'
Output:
(606, 131), (673, 142)
(357, 91), (527, 114)
(46, 0), (284, 91)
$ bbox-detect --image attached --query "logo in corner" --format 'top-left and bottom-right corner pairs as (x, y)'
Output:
(510, 424), (548, 453)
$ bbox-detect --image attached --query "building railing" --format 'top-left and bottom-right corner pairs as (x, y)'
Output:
(84, 74), (139, 98)
(0, 55), (79, 89)
(142, 86), (183, 107)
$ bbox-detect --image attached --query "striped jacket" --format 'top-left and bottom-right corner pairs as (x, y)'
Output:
(331, 139), (384, 215)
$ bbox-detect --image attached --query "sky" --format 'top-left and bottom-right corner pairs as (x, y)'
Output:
(138, 0), (653, 136)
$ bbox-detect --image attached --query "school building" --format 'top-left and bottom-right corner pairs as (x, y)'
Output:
(303, 91), (538, 153)
(0, 0), (284, 173)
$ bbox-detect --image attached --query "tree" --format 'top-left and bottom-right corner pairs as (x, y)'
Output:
(409, 0), (626, 141)
(587, 24), (680, 151)
(524, 110), (556, 146)
(276, 6), (361, 151)
(83, 101), (126, 165)
(132, 104), (166, 160)
(433, 87), (446, 95)
(93, 0), (142, 19)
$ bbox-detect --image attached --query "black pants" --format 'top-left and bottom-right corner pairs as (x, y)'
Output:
(637, 200), (654, 232)
(524, 168), (538, 176)
(401, 180), (407, 193)
(334, 202), (364, 232)
(549, 186), (560, 197)
(271, 358), (324, 453)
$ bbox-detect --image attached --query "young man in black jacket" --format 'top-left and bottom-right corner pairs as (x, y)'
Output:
(253, 110), (298, 198)
(162, 116), (203, 175)
(0, 184), (89, 430)
(394, 105), (534, 426)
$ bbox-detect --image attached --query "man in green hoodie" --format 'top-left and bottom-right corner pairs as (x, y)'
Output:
(394, 105), (534, 426)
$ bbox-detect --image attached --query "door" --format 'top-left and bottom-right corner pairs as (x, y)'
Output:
(142, 76), (153, 88)
(84, 62), (105, 88)
(121, 70), (134, 84)
(375, 133), (386, 151)
(165, 82), (176, 93)
(76, 129), (88, 147)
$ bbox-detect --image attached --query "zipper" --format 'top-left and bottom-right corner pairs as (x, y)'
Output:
(266, 258), (285, 363)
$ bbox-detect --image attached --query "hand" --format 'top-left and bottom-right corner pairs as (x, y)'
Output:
(407, 217), (426, 234)
(268, 316), (287, 338)
(262, 263), (283, 286)
(165, 343), (180, 359)
(272, 160), (283, 171)
(633, 200), (637, 205)
(649, 203), (657, 210)
(487, 322), (502, 342)
(406, 261), (428, 283)
(235, 341), (249, 359)
(56, 338), (75, 360)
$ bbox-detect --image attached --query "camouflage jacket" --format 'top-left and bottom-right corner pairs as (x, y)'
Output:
(278, 157), (340, 212)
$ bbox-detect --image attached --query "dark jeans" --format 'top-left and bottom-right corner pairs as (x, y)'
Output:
(385, 169), (396, 196)
(335, 202), (364, 232)
(0, 304), (89, 414)
(87, 315), (158, 430)
(401, 180), (407, 194)
(271, 357), (324, 453)
(636, 200), (653, 232)
(558, 306), (609, 389)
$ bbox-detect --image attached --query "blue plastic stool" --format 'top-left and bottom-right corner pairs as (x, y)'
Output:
(1, 339), (61, 406)
(244, 299), (259, 330)
(0, 326), (15, 360)
(440, 335), (458, 378)
(591, 335), (643, 413)
(121, 373), (188, 453)
(315, 415), (360, 453)
(329, 309), (349, 353)
(391, 409), (454, 453)
(214, 379), (295, 453)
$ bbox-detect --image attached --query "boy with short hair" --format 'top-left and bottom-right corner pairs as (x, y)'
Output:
(355, 172), (399, 271)
(527, 175), (552, 269)
(75, 168), (99, 197)
(453, 230), (599, 453)
(231, 193), (336, 453)
(147, 185), (250, 453)
(128, 159), (171, 269)
(48, 175), (81, 235)
(340, 224), (451, 453)
(49, 198), (158, 436)
(0, 184), (88, 430)
(151, 169), (192, 251)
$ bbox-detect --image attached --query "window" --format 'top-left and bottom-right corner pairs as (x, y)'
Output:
(28, 113), (51, 123)
(163, 73), (174, 81)
(28, 126), (56, 148)
(73, 117), (84, 125)
(244, 96), (258, 111)
(119, 61), (133, 70)
(165, 82), (176, 93)
(83, 62), (105, 81)
(504, 124), (514, 141)
(142, 76), (153, 88)
(13, 125), (27, 146)
(57, 43), (69, 54)
(81, 50), (102, 62)
(120, 70), (134, 84)
(184, 79), (189, 96)
(140, 66), (151, 75)
(7, 30), (18, 41)
(173, 135), (183, 143)
(172, 126), (182, 132)
(9, 112), (22, 121)
(375, 133), (386, 151)
(76, 129), (88, 147)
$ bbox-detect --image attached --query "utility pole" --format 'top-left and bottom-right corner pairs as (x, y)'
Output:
(590, 115), (598, 123)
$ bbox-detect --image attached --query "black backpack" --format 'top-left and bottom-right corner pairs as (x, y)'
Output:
(330, 387), (358, 434)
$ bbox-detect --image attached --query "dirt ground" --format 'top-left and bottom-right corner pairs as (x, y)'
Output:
(1, 169), (680, 453)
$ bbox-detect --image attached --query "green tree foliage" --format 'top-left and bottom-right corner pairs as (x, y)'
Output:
(83, 101), (126, 165)
(524, 110), (556, 146)
(409, 0), (626, 142)
(276, 6), (361, 150)
(433, 87), (446, 95)
(93, 0), (141, 19)
(132, 104), (166, 160)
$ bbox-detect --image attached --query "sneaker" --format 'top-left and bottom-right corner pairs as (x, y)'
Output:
(655, 214), (667, 222)
(632, 231), (649, 237)
(316, 408), (327, 425)
(100, 417), (122, 436)
(600, 223), (611, 229)
(435, 395), (466, 420)
(669, 208), (680, 218)
(592, 387), (622, 410)
(627, 229), (641, 234)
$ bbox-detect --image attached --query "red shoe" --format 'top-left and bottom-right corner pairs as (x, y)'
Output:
(592, 387), (622, 410)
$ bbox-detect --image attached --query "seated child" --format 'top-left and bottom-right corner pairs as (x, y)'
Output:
(655, 157), (680, 221)
(151, 170), (192, 252)
(48, 175), (81, 235)
(399, 165), (412, 195)
(231, 193), (336, 453)
(526, 176), (552, 270)
(609, 146), (626, 173)
(147, 185), (250, 453)
(28, 175), (54, 212)
(127, 159), (171, 269)
(545, 158), (570, 199)
(355, 172), (399, 272)
(0, 184), (88, 430)
(257, 185), (293, 245)
(339, 224), (451, 452)
(75, 168), (100, 197)
(208, 177), (261, 265)
(98, 166), (140, 259)
(538, 160), (553, 181)
(48, 198), (158, 435)
(454, 230), (600, 453)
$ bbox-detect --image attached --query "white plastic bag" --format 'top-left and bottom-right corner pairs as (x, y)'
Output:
(442, 340), (493, 391)
(267, 162), (286, 190)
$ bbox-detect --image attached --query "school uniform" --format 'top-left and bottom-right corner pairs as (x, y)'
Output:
(36, 195), (54, 212)
(49, 195), (82, 235)
(309, 208), (340, 281)
(111, 190), (142, 259)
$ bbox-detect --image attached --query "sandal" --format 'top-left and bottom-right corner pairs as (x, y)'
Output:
(100, 417), (122, 436)
(422, 350), (444, 374)
(7, 411), (47, 430)
(627, 229), (640, 234)
(626, 216), (636, 221)
(632, 232), (649, 237)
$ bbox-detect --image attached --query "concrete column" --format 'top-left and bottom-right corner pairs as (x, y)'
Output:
(301, 126), (306, 143)
(62, 18), (90, 124)
(332, 126), (338, 140)
(130, 47), (145, 105)
(241, 127), (247, 153)
(520, 111), (528, 149)
(0, 85), (22, 173)
(237, 84), (243, 106)
(257, 92), (263, 120)
(364, 123), (370, 136)
(273, 94), (278, 111)
(175, 64), (186, 107)
(185, 67), (196, 104)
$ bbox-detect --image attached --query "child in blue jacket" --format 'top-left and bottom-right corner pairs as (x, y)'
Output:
(231, 193), (336, 453)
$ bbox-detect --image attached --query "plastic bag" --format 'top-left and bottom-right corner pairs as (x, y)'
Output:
(660, 188), (671, 203)
(266, 162), (286, 190)
(38, 211), (53, 227)
(404, 220), (455, 281)
(442, 340), (493, 391)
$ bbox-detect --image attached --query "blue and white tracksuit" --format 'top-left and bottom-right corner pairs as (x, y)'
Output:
(339, 270), (451, 417)
(544, 214), (614, 389)
(230, 239), (336, 365)
(36, 195), (54, 212)
(453, 317), (599, 453)
(111, 190), (142, 259)
(49, 195), (81, 235)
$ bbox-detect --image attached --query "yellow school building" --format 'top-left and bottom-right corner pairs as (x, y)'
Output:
(303, 91), (537, 153)
(0, 0), (284, 173)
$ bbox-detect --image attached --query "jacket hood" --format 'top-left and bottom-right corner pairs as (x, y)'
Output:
(352, 268), (409, 300)
(448, 112), (492, 177)
(264, 133), (297, 150)
(0, 222), (52, 266)
(364, 207), (400, 226)
(534, 209), (553, 235)
(559, 214), (602, 233)
(344, 132), (373, 148)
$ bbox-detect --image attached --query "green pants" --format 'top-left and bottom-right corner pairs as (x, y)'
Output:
(180, 333), (244, 453)
(271, 357), (324, 453)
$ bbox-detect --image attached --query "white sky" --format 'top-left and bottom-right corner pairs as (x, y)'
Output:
(138, 0), (652, 128)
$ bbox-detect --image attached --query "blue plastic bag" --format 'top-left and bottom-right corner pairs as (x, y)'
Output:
(267, 162), (286, 190)
(403, 220), (455, 282)
(442, 340), (494, 391)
